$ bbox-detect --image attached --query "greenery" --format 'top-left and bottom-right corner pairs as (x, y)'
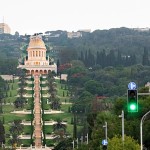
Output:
(107, 135), (140, 150)
(1, 28), (150, 149)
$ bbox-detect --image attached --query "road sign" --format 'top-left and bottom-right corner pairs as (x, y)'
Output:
(128, 82), (137, 90)
(102, 139), (108, 145)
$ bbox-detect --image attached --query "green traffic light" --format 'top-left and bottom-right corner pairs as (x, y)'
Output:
(128, 101), (138, 112)
(127, 90), (138, 112)
(129, 103), (136, 111)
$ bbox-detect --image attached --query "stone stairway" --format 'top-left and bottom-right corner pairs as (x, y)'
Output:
(33, 75), (42, 148)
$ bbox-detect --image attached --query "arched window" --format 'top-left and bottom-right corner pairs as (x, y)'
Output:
(31, 70), (34, 74)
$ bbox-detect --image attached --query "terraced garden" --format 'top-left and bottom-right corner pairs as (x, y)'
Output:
(0, 74), (84, 148)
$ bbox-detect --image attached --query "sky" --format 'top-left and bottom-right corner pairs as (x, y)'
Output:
(0, 0), (150, 35)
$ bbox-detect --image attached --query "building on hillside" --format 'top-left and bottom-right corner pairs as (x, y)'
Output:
(78, 29), (91, 33)
(61, 74), (68, 81)
(18, 34), (57, 74)
(0, 23), (11, 34)
(67, 31), (82, 38)
(133, 27), (150, 32)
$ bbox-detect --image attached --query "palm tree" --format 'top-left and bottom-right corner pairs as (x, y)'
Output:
(50, 97), (61, 110)
(9, 120), (23, 149)
(8, 134), (20, 149)
(9, 120), (24, 135)
(54, 138), (73, 150)
(53, 119), (67, 141)
(14, 97), (25, 108)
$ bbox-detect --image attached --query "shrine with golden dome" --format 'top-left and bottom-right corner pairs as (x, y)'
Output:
(18, 34), (57, 74)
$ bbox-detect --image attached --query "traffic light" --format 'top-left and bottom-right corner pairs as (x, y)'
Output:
(127, 90), (138, 112)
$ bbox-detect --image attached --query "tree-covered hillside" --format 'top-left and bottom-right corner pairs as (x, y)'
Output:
(47, 27), (150, 64)
(1, 27), (150, 74)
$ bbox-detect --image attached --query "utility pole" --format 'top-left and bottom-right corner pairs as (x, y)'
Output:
(140, 110), (150, 150)
(119, 110), (124, 142)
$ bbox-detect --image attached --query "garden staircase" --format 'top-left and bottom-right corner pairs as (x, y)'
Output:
(33, 75), (43, 148)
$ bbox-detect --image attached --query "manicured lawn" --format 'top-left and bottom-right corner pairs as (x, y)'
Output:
(44, 125), (53, 134)
(61, 104), (72, 112)
(66, 124), (73, 136)
(26, 90), (34, 94)
(43, 113), (72, 123)
(20, 139), (32, 147)
(27, 84), (34, 87)
(23, 125), (33, 134)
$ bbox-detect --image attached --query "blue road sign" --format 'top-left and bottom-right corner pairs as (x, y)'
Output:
(128, 82), (137, 90)
(102, 139), (108, 145)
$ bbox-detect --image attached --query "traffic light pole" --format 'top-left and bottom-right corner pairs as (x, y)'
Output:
(140, 110), (150, 150)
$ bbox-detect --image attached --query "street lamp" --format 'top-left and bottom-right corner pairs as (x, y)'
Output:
(140, 110), (150, 150)
(76, 138), (79, 149)
(72, 140), (75, 149)
(103, 122), (107, 141)
(85, 133), (88, 144)
(119, 110), (124, 142)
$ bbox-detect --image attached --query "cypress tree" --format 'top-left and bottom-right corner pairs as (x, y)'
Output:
(73, 114), (77, 138)
(142, 47), (149, 66)
(0, 120), (5, 145)
(117, 50), (122, 66)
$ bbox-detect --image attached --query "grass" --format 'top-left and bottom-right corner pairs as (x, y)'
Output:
(43, 113), (72, 123)
(44, 125), (53, 134)
(23, 126), (33, 134)
(61, 104), (72, 112)
(20, 139), (32, 147)
(26, 90), (34, 94)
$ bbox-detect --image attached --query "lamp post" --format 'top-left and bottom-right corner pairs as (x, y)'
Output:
(103, 122), (107, 140)
(119, 110), (124, 142)
(76, 138), (79, 149)
(140, 110), (150, 150)
(72, 140), (74, 149)
(85, 133), (88, 144)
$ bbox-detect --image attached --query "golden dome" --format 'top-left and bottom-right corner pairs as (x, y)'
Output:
(27, 35), (46, 50)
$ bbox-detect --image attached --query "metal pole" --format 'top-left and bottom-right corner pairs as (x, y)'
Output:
(103, 122), (108, 140)
(105, 122), (107, 140)
(122, 110), (124, 142)
(119, 110), (124, 142)
(140, 110), (150, 150)
(72, 140), (74, 149)
(86, 133), (88, 144)
(76, 138), (78, 149)
(140, 120), (143, 150)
